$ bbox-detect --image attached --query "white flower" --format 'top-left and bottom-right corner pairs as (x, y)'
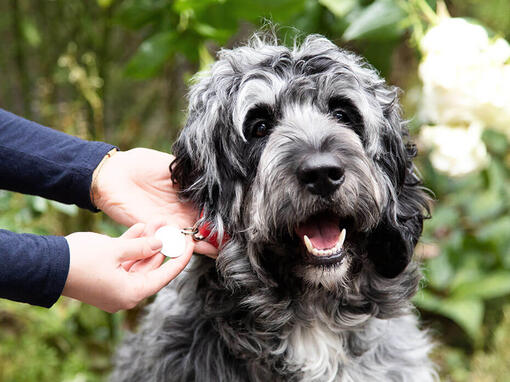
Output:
(418, 18), (510, 135)
(419, 122), (489, 177)
(420, 18), (490, 64)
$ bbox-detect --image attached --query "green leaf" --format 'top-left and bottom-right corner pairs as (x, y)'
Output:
(483, 128), (509, 156)
(194, 23), (232, 42)
(423, 205), (460, 241)
(198, 43), (215, 71)
(49, 201), (78, 217)
(173, 0), (224, 13)
(319, 0), (358, 18)
(114, 0), (166, 29)
(429, 205), (460, 230)
(425, 253), (453, 290)
(30, 196), (48, 213)
(486, 160), (507, 193)
(415, 290), (484, 341)
(441, 299), (484, 343)
(451, 272), (510, 300)
(343, 0), (406, 41)
(425, 0), (436, 10)
(477, 216), (510, 249)
(21, 19), (41, 47)
(448, 255), (483, 291)
(359, 39), (399, 77)
(465, 189), (505, 223)
(413, 289), (443, 311)
(124, 31), (177, 79)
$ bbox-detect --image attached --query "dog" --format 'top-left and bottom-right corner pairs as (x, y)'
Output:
(112, 33), (436, 381)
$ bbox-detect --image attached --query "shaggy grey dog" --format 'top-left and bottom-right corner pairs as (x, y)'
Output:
(112, 34), (436, 381)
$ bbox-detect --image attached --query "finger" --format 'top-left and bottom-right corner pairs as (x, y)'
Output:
(120, 224), (148, 270)
(121, 223), (146, 239)
(140, 239), (194, 297)
(122, 219), (166, 271)
(129, 226), (193, 272)
(194, 241), (219, 259)
(117, 236), (162, 262)
(129, 253), (165, 273)
(121, 260), (136, 271)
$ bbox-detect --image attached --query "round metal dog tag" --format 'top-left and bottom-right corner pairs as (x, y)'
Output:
(154, 226), (187, 258)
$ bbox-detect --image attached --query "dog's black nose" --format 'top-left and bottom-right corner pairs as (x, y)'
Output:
(297, 153), (345, 197)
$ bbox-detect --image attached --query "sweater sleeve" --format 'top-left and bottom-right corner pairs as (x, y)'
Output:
(0, 108), (115, 211)
(0, 229), (70, 308)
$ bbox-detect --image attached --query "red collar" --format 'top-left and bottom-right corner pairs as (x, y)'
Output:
(196, 211), (229, 248)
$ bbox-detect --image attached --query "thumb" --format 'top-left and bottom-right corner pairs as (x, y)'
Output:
(117, 236), (162, 262)
(141, 239), (194, 297)
(193, 240), (219, 258)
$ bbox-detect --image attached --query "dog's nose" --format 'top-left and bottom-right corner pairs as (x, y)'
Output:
(297, 153), (345, 197)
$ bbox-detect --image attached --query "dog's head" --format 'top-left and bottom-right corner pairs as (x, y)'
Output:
(171, 34), (428, 292)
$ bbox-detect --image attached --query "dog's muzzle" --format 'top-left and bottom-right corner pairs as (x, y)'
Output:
(296, 152), (345, 198)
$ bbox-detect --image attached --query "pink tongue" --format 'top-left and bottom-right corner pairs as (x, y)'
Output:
(295, 214), (340, 250)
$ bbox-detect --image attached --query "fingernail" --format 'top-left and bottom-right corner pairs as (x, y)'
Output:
(149, 237), (163, 250)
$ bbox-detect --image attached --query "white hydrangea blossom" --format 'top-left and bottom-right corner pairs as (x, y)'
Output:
(420, 122), (489, 177)
(419, 18), (510, 130)
(417, 17), (510, 176)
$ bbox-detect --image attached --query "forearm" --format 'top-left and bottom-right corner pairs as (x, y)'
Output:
(0, 229), (69, 308)
(0, 109), (115, 211)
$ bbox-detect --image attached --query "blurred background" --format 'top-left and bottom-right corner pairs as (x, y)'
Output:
(1, 0), (510, 380)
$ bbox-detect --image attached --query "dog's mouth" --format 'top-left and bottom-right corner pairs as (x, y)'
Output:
(294, 212), (352, 266)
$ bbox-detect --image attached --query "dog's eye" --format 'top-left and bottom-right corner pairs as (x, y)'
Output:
(328, 97), (361, 128)
(252, 121), (271, 138)
(332, 110), (351, 124)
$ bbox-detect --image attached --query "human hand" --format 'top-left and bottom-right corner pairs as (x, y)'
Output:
(92, 148), (217, 258)
(62, 222), (193, 313)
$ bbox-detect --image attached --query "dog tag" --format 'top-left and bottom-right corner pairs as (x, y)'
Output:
(154, 226), (187, 258)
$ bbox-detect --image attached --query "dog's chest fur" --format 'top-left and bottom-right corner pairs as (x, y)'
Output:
(282, 315), (435, 382)
(284, 321), (348, 381)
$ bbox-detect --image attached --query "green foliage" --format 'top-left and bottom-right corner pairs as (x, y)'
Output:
(0, 299), (123, 382)
(415, 128), (510, 347)
(124, 31), (181, 78)
(343, 0), (407, 41)
(432, 305), (510, 381)
(115, 0), (438, 79)
(115, 0), (311, 78)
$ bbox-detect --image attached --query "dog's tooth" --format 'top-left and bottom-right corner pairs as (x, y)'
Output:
(304, 235), (314, 253)
(338, 229), (346, 249)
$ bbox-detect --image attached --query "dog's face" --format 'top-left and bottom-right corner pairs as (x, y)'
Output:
(171, 35), (427, 291)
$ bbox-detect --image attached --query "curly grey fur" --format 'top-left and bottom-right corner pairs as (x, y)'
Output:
(112, 33), (436, 382)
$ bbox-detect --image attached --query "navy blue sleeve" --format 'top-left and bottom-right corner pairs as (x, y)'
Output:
(0, 108), (115, 211)
(0, 109), (117, 308)
(0, 230), (70, 308)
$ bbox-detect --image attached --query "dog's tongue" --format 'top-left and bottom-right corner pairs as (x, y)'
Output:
(295, 214), (340, 250)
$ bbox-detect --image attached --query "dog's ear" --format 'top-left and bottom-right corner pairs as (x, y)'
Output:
(170, 136), (197, 197)
(368, 87), (429, 278)
(367, 169), (426, 278)
(170, 62), (247, 237)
